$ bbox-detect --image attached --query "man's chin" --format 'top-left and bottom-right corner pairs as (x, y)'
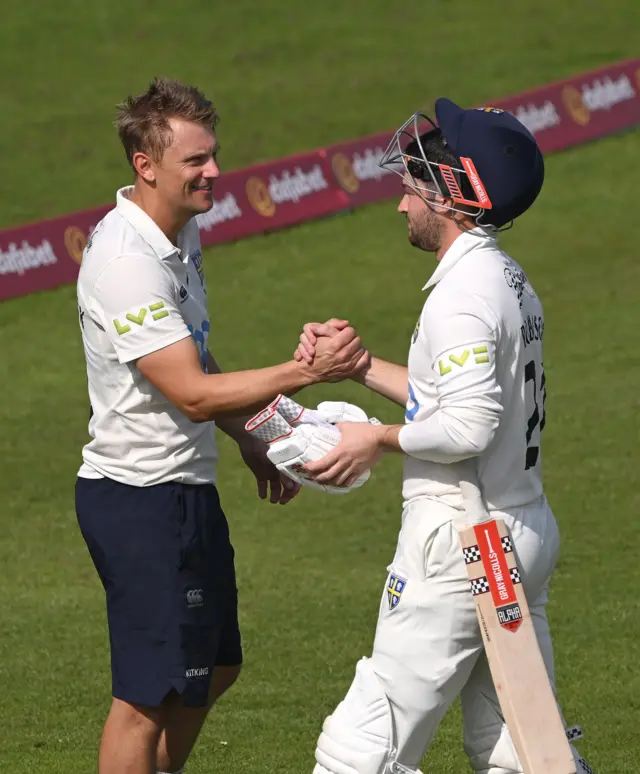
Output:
(189, 191), (213, 214)
(408, 230), (437, 253)
(188, 193), (215, 214)
(408, 233), (427, 251)
(197, 199), (215, 214)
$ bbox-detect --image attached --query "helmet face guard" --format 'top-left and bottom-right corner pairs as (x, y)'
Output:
(378, 111), (497, 228)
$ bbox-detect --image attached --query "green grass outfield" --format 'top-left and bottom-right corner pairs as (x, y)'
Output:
(1, 1), (639, 771)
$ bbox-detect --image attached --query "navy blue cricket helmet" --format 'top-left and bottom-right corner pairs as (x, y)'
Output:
(379, 98), (545, 229)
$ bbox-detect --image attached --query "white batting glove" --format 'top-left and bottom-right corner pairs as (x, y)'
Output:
(270, 394), (380, 427)
(245, 400), (372, 495)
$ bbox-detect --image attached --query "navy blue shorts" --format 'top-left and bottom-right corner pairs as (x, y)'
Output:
(75, 477), (242, 708)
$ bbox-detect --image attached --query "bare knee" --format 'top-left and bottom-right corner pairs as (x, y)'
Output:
(208, 663), (242, 705)
(155, 666), (242, 770)
(109, 697), (166, 735)
(111, 697), (165, 726)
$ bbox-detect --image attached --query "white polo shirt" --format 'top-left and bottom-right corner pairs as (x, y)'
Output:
(399, 228), (546, 511)
(76, 187), (218, 487)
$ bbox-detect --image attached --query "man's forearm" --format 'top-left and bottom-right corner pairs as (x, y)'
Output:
(184, 354), (312, 424)
(353, 356), (409, 407)
(379, 424), (403, 451)
(205, 352), (255, 443)
(203, 351), (304, 436)
(215, 410), (254, 444)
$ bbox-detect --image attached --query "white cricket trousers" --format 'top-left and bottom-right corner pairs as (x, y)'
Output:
(372, 494), (561, 772)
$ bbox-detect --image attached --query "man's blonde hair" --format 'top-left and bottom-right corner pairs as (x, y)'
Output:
(115, 77), (218, 168)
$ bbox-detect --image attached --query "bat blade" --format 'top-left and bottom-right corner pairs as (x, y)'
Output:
(459, 518), (576, 774)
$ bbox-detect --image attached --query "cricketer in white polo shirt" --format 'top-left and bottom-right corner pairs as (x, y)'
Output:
(77, 187), (217, 486)
(74, 77), (367, 774)
(297, 100), (594, 774)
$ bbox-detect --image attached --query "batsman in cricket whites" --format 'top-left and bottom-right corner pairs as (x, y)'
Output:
(288, 100), (596, 774)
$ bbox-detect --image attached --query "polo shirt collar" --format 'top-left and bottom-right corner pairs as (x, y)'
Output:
(422, 227), (496, 290)
(116, 186), (187, 262)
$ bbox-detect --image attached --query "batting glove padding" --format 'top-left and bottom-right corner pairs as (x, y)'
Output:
(269, 394), (378, 427)
(245, 395), (376, 494)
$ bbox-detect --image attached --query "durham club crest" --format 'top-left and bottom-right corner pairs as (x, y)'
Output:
(387, 574), (407, 610)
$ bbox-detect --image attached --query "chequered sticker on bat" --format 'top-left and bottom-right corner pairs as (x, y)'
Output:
(470, 576), (490, 595)
(565, 725), (584, 742)
(577, 757), (595, 774)
(509, 567), (521, 584)
(465, 536), (512, 565)
(463, 545), (482, 564)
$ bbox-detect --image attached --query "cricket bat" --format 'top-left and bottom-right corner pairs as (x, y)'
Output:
(458, 472), (576, 774)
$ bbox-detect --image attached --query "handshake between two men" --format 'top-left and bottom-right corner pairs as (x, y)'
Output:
(244, 318), (402, 496)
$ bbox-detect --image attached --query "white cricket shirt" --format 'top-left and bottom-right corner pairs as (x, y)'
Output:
(399, 228), (546, 511)
(76, 187), (218, 486)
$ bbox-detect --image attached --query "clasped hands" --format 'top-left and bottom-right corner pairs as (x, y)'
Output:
(292, 318), (390, 488)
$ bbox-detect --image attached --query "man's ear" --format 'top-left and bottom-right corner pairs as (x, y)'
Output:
(427, 191), (453, 213)
(132, 151), (156, 183)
